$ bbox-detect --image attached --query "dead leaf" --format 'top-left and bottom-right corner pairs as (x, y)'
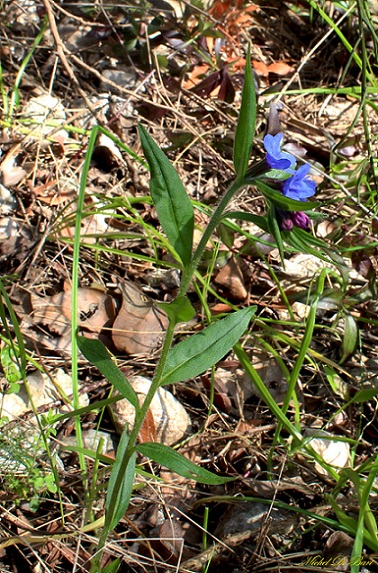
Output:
(58, 194), (109, 241)
(323, 531), (354, 571)
(157, 519), (184, 561)
(202, 375), (233, 413)
(214, 256), (247, 301)
(30, 287), (116, 335)
(112, 280), (169, 355)
(183, 64), (210, 90)
(139, 408), (157, 443)
(0, 149), (27, 187)
(252, 60), (269, 77)
(267, 62), (295, 76)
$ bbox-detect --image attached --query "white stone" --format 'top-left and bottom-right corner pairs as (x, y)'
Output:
(111, 376), (191, 446)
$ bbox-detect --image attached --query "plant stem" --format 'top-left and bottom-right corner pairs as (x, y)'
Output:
(179, 177), (246, 296)
(92, 175), (247, 572)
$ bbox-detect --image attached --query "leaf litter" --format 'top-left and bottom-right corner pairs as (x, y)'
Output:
(0, 1), (378, 572)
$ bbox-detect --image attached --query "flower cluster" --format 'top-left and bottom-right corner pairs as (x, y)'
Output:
(263, 132), (317, 230)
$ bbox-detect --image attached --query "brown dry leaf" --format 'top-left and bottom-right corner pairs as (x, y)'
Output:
(323, 531), (354, 572)
(202, 374), (233, 413)
(214, 256), (247, 301)
(210, 303), (233, 314)
(183, 64), (210, 90)
(30, 286), (116, 335)
(267, 62), (295, 75)
(252, 60), (269, 77)
(158, 519), (185, 562)
(139, 408), (157, 443)
(112, 280), (169, 355)
(30, 177), (77, 206)
(59, 195), (109, 242)
(0, 148), (27, 187)
(111, 376), (191, 445)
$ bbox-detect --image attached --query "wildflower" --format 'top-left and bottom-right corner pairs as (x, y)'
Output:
(263, 132), (296, 170)
(282, 164), (316, 201)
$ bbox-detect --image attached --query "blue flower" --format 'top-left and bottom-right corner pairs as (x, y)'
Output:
(263, 132), (296, 170)
(282, 164), (316, 201)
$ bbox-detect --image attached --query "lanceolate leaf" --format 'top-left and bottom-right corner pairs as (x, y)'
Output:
(340, 313), (358, 364)
(224, 211), (270, 233)
(160, 306), (256, 385)
(77, 336), (140, 411)
(138, 124), (194, 266)
(233, 44), (256, 179)
(137, 442), (234, 484)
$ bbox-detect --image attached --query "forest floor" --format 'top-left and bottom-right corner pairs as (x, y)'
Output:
(0, 1), (378, 572)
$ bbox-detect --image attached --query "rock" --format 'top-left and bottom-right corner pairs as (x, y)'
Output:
(0, 368), (89, 421)
(101, 68), (137, 92)
(62, 429), (115, 455)
(305, 429), (350, 475)
(0, 369), (89, 473)
(215, 502), (295, 540)
(110, 376), (191, 446)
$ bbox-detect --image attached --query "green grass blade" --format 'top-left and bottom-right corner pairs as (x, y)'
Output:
(235, 343), (303, 443)
(138, 124), (194, 266)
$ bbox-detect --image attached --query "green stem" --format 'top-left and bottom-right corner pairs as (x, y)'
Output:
(92, 320), (177, 572)
(92, 175), (248, 572)
(179, 177), (246, 296)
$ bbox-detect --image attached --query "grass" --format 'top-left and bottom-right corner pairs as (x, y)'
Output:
(0, 0), (378, 572)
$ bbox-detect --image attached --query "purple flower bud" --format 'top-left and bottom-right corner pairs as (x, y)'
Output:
(291, 211), (310, 230)
(282, 164), (316, 201)
(263, 132), (296, 170)
(279, 215), (294, 231)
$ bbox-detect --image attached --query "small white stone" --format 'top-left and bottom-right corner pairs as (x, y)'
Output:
(111, 376), (191, 446)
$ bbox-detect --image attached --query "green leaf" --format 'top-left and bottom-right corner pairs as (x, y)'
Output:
(160, 306), (256, 384)
(137, 442), (234, 484)
(105, 431), (136, 531)
(100, 559), (121, 573)
(284, 226), (334, 264)
(224, 211), (270, 234)
(351, 388), (377, 403)
(339, 313), (358, 364)
(233, 44), (256, 178)
(255, 180), (319, 211)
(291, 226), (333, 250)
(77, 336), (140, 411)
(157, 296), (196, 326)
(138, 124), (194, 266)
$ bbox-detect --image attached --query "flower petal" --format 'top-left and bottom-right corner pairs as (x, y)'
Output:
(263, 133), (296, 170)
(282, 164), (316, 201)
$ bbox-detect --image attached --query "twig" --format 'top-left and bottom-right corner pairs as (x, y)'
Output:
(41, 0), (105, 127)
